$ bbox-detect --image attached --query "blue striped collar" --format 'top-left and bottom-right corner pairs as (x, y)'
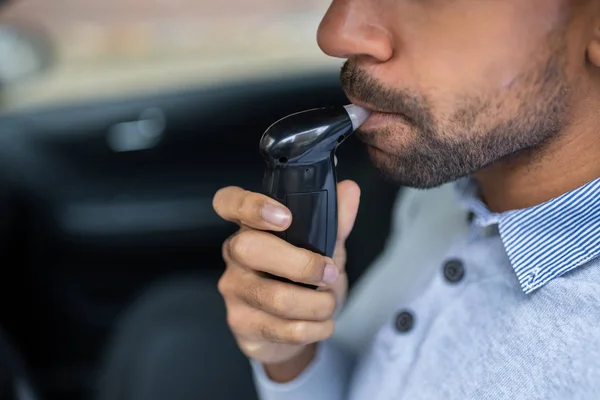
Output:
(454, 176), (600, 294)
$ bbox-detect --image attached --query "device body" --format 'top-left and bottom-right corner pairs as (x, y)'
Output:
(259, 105), (370, 287)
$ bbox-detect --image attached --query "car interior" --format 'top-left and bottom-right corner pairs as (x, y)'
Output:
(0, 1), (404, 399)
(0, 59), (402, 400)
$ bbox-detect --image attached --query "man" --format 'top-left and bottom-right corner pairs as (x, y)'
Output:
(212, 0), (600, 398)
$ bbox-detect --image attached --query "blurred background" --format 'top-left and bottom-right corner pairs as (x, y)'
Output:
(1, 0), (338, 111)
(0, 1), (401, 400)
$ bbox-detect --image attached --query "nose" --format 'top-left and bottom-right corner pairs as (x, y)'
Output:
(317, 0), (393, 63)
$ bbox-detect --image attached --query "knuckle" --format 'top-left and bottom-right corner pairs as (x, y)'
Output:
(229, 230), (257, 262)
(218, 266), (246, 302)
(285, 322), (310, 345)
(217, 272), (233, 297)
(271, 286), (294, 315)
(223, 232), (242, 262)
(298, 251), (324, 282)
(237, 190), (259, 218)
(217, 274), (227, 295)
(221, 238), (231, 262)
(225, 308), (245, 332)
(259, 322), (283, 343)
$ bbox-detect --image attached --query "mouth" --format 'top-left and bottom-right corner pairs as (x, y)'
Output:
(346, 97), (413, 128)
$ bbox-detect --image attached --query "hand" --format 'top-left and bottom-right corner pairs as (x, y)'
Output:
(212, 180), (361, 380)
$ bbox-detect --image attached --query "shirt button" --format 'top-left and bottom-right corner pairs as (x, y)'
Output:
(443, 259), (465, 284)
(394, 310), (415, 333)
(467, 212), (475, 223)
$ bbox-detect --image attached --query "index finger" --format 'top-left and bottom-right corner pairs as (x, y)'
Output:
(213, 186), (292, 231)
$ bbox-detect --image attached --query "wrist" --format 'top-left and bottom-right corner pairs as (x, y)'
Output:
(264, 343), (317, 383)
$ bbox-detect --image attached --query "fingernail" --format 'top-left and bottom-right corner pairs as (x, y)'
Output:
(322, 264), (339, 284)
(261, 203), (291, 227)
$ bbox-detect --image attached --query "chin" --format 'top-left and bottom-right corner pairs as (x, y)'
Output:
(363, 144), (426, 187)
(365, 143), (385, 159)
(364, 145), (401, 179)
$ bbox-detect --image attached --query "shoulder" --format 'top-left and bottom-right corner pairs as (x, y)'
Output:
(498, 260), (600, 393)
(494, 256), (600, 339)
(419, 258), (600, 398)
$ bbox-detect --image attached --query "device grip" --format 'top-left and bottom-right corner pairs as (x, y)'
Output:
(263, 158), (338, 289)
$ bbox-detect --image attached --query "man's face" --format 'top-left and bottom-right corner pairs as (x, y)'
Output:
(317, 0), (586, 188)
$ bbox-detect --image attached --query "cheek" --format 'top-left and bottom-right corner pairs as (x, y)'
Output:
(417, 32), (536, 97)
(379, 1), (566, 111)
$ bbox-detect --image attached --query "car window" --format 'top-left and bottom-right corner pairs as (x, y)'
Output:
(0, 0), (339, 113)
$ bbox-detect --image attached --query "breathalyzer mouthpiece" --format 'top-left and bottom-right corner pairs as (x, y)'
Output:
(343, 104), (371, 131)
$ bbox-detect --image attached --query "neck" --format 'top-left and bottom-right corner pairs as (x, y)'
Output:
(474, 112), (600, 213)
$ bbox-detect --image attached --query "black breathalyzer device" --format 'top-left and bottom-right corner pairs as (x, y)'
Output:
(259, 104), (370, 288)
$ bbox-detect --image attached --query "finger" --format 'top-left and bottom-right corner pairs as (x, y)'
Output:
(226, 229), (339, 286)
(227, 303), (335, 345)
(213, 186), (292, 231)
(336, 180), (361, 244)
(237, 272), (337, 321)
(221, 226), (251, 264)
(331, 180), (361, 269)
(321, 268), (348, 311)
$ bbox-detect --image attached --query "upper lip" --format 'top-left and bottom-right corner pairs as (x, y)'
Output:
(346, 97), (396, 115)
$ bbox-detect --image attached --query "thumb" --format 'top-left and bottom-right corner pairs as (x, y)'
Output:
(336, 180), (361, 244)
